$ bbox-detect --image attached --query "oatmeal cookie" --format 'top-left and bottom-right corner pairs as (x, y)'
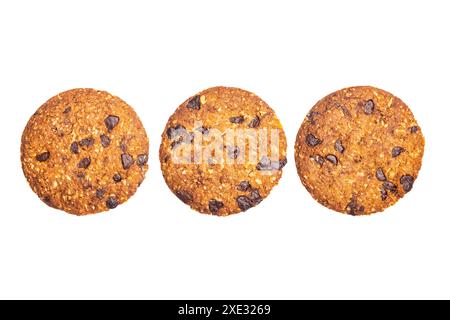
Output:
(295, 86), (425, 215)
(21, 88), (149, 215)
(160, 86), (287, 216)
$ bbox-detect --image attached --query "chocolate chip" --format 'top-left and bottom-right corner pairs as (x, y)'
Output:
(113, 173), (122, 183)
(170, 138), (184, 149)
(271, 158), (287, 170)
(376, 168), (387, 181)
(248, 116), (260, 128)
(137, 154), (148, 166)
(334, 139), (345, 154)
(96, 189), (105, 199)
(77, 157), (91, 169)
(63, 106), (71, 114)
(409, 126), (419, 134)
(325, 154), (338, 165)
(237, 181), (251, 192)
(392, 146), (405, 158)
(307, 111), (320, 124)
(100, 134), (111, 148)
(106, 197), (118, 209)
(381, 187), (388, 201)
(236, 196), (253, 212)
(227, 146), (240, 159)
(79, 137), (94, 148)
(166, 127), (175, 139)
(229, 116), (245, 124)
(104, 115), (120, 131)
(169, 126), (195, 147)
(166, 127), (176, 139)
(186, 95), (201, 110)
(305, 133), (322, 147)
(209, 199), (224, 214)
(196, 126), (209, 135)
(249, 189), (262, 205)
(346, 199), (357, 215)
(256, 163), (268, 170)
(364, 99), (375, 115)
(167, 124), (186, 139)
(70, 142), (79, 154)
(121, 154), (133, 170)
(175, 190), (193, 204)
(170, 129), (194, 149)
(400, 175), (414, 193)
(345, 196), (364, 215)
(312, 154), (325, 165)
(36, 151), (50, 162)
(383, 181), (397, 192)
(253, 153), (285, 171)
(256, 156), (272, 170)
(255, 156), (287, 171)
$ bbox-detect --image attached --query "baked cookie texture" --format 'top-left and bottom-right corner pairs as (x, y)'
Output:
(295, 86), (424, 215)
(21, 88), (149, 215)
(160, 86), (287, 216)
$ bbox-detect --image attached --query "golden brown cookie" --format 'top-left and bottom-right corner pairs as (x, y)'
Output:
(160, 86), (287, 216)
(21, 88), (149, 215)
(295, 86), (425, 215)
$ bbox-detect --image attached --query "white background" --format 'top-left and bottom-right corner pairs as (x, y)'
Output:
(0, 0), (449, 300)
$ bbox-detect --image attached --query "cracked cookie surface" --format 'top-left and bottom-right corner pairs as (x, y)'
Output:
(295, 86), (425, 215)
(21, 88), (149, 215)
(160, 86), (287, 216)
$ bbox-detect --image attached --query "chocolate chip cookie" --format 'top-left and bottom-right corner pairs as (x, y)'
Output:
(21, 88), (149, 215)
(295, 86), (424, 215)
(160, 86), (287, 216)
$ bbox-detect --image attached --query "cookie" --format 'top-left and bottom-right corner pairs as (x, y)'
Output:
(160, 86), (287, 216)
(21, 88), (149, 215)
(295, 86), (425, 215)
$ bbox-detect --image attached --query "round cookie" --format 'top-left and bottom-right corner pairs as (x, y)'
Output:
(295, 86), (425, 215)
(160, 86), (287, 216)
(21, 88), (149, 215)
